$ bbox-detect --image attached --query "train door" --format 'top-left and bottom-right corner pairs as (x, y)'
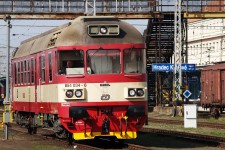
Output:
(36, 54), (41, 112)
(37, 53), (46, 113)
(31, 58), (38, 113)
(221, 71), (225, 105)
(213, 70), (220, 104)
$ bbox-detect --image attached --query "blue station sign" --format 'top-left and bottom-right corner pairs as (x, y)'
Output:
(152, 63), (196, 72)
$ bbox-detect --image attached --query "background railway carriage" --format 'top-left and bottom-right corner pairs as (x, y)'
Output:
(11, 16), (147, 140)
(201, 62), (225, 116)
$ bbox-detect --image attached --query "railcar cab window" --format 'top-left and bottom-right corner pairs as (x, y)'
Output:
(58, 50), (84, 75)
(124, 48), (145, 74)
(87, 49), (120, 74)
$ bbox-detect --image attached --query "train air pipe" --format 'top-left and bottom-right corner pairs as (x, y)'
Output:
(102, 117), (110, 134)
(124, 116), (128, 134)
(119, 117), (122, 135)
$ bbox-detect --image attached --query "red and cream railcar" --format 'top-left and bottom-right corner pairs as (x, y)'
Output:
(11, 16), (147, 140)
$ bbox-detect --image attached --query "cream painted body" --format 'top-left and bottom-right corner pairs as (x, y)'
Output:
(13, 82), (147, 103)
(13, 86), (35, 102)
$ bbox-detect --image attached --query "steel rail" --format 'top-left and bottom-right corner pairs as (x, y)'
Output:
(148, 117), (225, 129)
(141, 127), (225, 147)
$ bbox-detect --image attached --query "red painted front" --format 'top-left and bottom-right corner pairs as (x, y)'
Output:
(13, 100), (147, 133)
(58, 101), (147, 133)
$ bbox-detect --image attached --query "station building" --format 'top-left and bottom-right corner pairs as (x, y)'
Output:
(187, 18), (225, 100)
(188, 19), (225, 66)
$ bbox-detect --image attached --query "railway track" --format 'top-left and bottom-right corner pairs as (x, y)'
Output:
(8, 123), (150, 150)
(141, 127), (225, 148)
(143, 118), (225, 148)
(2, 109), (225, 149)
(148, 117), (225, 129)
(1, 119), (224, 149)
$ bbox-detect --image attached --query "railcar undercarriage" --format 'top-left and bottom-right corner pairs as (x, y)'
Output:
(14, 111), (69, 138)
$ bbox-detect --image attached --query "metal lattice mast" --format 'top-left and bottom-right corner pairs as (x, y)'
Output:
(173, 0), (182, 108)
(84, 0), (96, 16)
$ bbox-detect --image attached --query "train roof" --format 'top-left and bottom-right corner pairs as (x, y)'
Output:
(202, 62), (225, 71)
(12, 16), (144, 59)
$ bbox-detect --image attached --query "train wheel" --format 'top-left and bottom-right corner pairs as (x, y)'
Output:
(15, 113), (20, 125)
(55, 129), (68, 139)
(211, 107), (220, 119)
(220, 108), (223, 114)
(53, 119), (68, 139)
(27, 126), (33, 134)
(33, 127), (37, 134)
(118, 139), (125, 144)
(67, 132), (74, 145)
(27, 126), (37, 134)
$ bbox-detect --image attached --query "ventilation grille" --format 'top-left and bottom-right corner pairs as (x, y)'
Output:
(48, 31), (61, 48)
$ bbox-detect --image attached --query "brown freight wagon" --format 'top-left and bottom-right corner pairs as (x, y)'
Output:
(201, 62), (225, 113)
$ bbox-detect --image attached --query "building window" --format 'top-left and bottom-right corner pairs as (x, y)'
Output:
(192, 46), (195, 55)
(196, 45), (198, 54)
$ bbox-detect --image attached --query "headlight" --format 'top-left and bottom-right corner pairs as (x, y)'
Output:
(66, 90), (73, 98)
(128, 89), (136, 97)
(100, 26), (107, 34)
(75, 89), (83, 98)
(136, 88), (144, 97)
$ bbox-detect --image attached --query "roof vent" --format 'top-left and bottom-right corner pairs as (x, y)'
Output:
(48, 31), (61, 48)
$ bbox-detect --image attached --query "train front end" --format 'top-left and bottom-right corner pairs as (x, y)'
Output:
(55, 17), (147, 140)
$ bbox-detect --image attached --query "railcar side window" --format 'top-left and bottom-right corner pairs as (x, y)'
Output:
(27, 59), (30, 84)
(31, 58), (35, 84)
(21, 61), (23, 84)
(58, 50), (84, 75)
(40, 55), (46, 82)
(24, 60), (27, 84)
(48, 53), (52, 81)
(14, 63), (17, 85)
(17, 62), (20, 84)
(124, 49), (145, 74)
(87, 50), (120, 74)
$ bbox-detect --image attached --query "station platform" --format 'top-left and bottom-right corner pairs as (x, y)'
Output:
(150, 105), (208, 116)
(152, 106), (174, 115)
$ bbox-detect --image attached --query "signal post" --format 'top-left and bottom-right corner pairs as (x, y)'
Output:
(3, 15), (12, 140)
